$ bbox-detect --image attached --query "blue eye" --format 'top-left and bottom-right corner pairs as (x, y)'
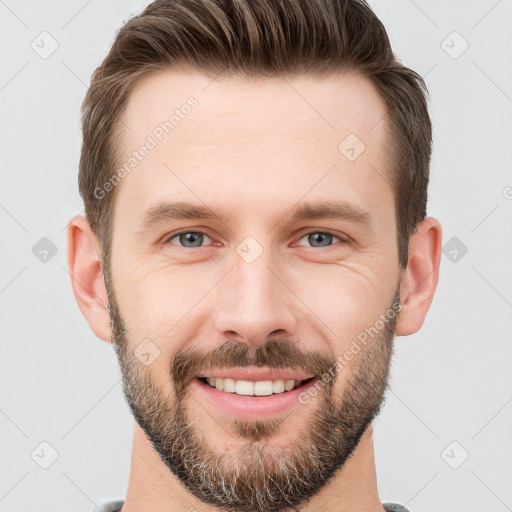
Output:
(296, 232), (343, 248)
(165, 230), (345, 249)
(167, 231), (213, 248)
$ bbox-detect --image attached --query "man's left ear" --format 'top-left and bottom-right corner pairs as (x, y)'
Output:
(395, 217), (442, 336)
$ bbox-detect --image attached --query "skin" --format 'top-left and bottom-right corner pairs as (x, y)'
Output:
(67, 69), (442, 512)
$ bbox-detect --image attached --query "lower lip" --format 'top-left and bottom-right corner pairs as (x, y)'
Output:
(192, 377), (319, 420)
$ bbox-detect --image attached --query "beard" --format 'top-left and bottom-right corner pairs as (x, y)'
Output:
(105, 268), (400, 512)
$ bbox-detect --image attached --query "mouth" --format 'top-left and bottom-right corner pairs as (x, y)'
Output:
(193, 375), (320, 420)
(197, 376), (315, 396)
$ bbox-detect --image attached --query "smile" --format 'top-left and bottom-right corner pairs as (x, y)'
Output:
(198, 376), (314, 396)
(193, 376), (319, 420)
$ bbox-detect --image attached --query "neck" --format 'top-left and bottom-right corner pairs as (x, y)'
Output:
(120, 423), (385, 512)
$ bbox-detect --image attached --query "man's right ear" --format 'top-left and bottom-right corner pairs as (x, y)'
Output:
(67, 215), (112, 343)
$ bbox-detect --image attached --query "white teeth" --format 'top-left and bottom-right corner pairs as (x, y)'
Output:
(284, 379), (296, 391)
(254, 380), (273, 396)
(235, 380), (254, 395)
(203, 377), (304, 395)
(273, 379), (285, 393)
(223, 377), (236, 392)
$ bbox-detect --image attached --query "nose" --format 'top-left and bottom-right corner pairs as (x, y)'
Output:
(213, 249), (298, 349)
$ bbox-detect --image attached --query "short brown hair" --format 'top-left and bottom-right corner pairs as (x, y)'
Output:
(79, 0), (432, 272)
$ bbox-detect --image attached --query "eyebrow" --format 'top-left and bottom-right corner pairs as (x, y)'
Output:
(139, 201), (231, 228)
(138, 199), (373, 230)
(286, 200), (372, 225)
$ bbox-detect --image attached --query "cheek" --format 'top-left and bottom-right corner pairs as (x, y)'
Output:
(113, 255), (214, 337)
(290, 261), (397, 341)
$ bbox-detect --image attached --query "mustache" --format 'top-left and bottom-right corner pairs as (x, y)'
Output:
(171, 339), (336, 394)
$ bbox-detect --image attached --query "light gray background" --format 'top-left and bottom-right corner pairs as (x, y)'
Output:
(1, 1), (511, 511)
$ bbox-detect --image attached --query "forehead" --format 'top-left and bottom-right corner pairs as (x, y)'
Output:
(113, 69), (392, 226)
(121, 68), (388, 149)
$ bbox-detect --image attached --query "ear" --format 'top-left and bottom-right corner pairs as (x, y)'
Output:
(66, 215), (112, 343)
(395, 217), (442, 336)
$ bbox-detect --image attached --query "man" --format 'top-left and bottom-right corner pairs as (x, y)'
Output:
(67, 0), (442, 511)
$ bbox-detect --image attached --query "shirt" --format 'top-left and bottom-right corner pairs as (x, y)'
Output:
(90, 497), (412, 511)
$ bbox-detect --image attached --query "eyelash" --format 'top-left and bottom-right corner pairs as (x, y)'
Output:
(163, 229), (348, 249)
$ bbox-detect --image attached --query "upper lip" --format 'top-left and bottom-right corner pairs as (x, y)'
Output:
(195, 368), (316, 382)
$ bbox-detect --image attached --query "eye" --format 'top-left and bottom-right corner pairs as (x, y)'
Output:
(166, 231), (213, 248)
(163, 229), (347, 249)
(296, 231), (346, 248)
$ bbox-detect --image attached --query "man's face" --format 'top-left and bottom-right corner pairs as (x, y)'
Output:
(106, 70), (402, 511)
